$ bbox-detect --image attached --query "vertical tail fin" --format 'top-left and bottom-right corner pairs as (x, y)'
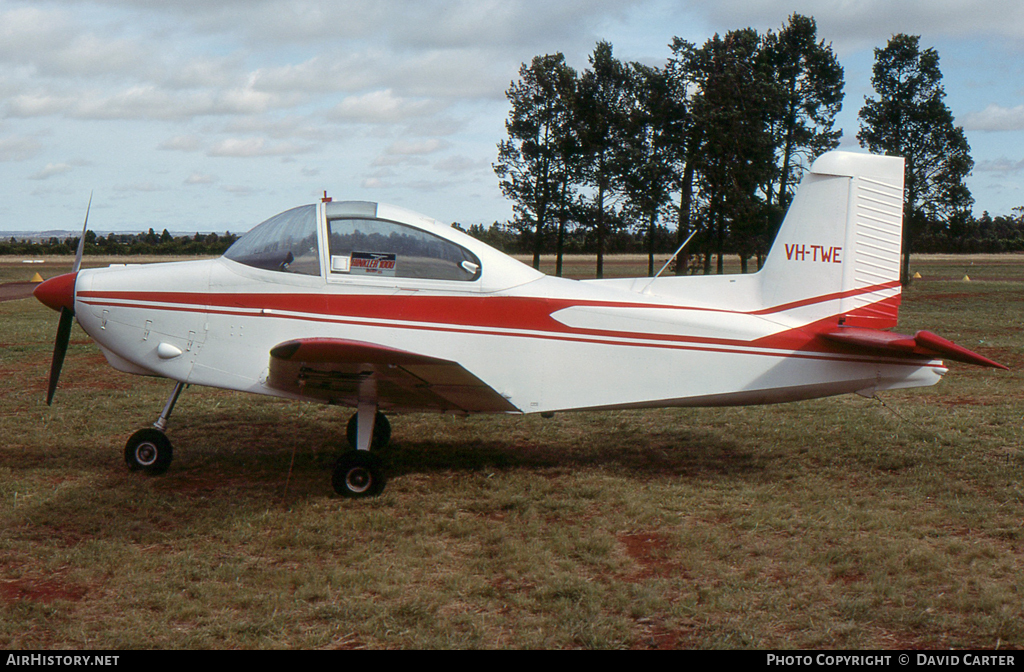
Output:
(759, 151), (905, 328)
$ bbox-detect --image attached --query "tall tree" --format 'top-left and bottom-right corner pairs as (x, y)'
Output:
(666, 38), (701, 275)
(577, 42), (632, 278)
(686, 29), (775, 274)
(858, 34), (973, 285)
(760, 14), (844, 214)
(494, 53), (578, 269)
(621, 62), (688, 275)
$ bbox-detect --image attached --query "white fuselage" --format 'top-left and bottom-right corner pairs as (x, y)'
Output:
(66, 153), (951, 415)
(71, 254), (944, 415)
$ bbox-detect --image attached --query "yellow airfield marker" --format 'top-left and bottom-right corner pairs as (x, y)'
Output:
(913, 272), (922, 279)
(30, 272), (44, 283)
(963, 275), (971, 282)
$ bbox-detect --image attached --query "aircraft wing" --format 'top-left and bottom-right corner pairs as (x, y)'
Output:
(266, 338), (519, 413)
(820, 328), (1008, 370)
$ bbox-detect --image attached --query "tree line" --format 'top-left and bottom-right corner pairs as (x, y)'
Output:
(0, 229), (239, 257)
(460, 208), (1024, 258)
(493, 15), (981, 283)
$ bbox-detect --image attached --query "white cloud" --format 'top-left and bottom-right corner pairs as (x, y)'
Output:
(435, 155), (489, 173)
(0, 135), (42, 161)
(4, 0), (1024, 229)
(222, 116), (332, 142)
(221, 184), (255, 196)
(963, 104), (1024, 132)
(0, 7), (73, 65)
(207, 137), (315, 158)
(29, 162), (75, 180)
(159, 135), (204, 152)
(251, 55), (382, 95)
(184, 172), (217, 185)
(386, 48), (512, 99)
(5, 83), (298, 122)
(331, 90), (441, 124)
(404, 178), (458, 192)
(162, 55), (247, 90)
(113, 181), (163, 193)
(370, 139), (449, 168)
(371, 154), (428, 168)
(4, 93), (73, 118)
(81, 86), (288, 121)
(679, 1), (1024, 51)
(385, 139), (449, 156)
(0, 7), (155, 81)
(976, 157), (1024, 173)
(73, 1), (627, 51)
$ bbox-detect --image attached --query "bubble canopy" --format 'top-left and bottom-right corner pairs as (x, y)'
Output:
(223, 205), (320, 275)
(223, 202), (483, 281)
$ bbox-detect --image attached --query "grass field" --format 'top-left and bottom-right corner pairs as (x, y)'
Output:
(0, 254), (1022, 649)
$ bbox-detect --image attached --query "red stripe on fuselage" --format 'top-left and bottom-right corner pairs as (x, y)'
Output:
(76, 281), (930, 368)
(78, 279), (899, 326)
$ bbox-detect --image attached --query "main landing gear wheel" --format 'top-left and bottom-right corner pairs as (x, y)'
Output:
(124, 428), (173, 475)
(332, 450), (386, 498)
(346, 411), (391, 450)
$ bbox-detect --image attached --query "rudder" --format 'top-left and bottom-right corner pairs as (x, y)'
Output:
(759, 151), (904, 328)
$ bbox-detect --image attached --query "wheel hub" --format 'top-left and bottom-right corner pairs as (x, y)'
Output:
(345, 467), (372, 493)
(135, 442), (158, 466)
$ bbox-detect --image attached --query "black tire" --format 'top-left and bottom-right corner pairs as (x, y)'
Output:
(124, 428), (173, 475)
(346, 412), (391, 450)
(332, 450), (386, 498)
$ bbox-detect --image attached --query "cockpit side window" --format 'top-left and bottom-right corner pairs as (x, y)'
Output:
(223, 204), (321, 275)
(328, 218), (481, 281)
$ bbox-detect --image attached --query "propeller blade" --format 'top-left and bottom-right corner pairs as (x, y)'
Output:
(72, 191), (91, 274)
(44, 193), (90, 405)
(46, 306), (75, 406)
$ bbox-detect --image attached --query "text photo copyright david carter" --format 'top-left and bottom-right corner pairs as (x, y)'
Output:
(767, 654), (1017, 667)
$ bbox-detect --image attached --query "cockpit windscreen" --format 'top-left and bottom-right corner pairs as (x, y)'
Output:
(223, 205), (320, 275)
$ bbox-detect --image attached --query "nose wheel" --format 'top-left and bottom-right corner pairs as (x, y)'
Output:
(124, 381), (183, 476)
(124, 428), (173, 475)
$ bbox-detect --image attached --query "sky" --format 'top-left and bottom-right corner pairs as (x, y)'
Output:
(2, 0), (1024, 235)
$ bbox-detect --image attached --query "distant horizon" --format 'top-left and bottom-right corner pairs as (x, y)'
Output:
(0, 229), (242, 239)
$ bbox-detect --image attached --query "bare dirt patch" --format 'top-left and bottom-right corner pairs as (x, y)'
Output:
(0, 577), (87, 604)
(926, 395), (1005, 407)
(618, 532), (683, 581)
(631, 616), (700, 649)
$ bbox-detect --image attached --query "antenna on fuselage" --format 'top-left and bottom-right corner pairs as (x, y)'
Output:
(640, 229), (698, 294)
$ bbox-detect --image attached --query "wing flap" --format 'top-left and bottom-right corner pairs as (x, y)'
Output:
(820, 327), (1008, 370)
(267, 337), (518, 412)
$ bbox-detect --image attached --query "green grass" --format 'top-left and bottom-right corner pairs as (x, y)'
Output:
(0, 255), (1022, 649)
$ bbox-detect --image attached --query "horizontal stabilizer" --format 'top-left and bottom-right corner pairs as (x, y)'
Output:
(820, 328), (1008, 370)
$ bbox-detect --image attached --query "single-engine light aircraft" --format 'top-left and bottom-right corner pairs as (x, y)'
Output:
(34, 151), (1006, 497)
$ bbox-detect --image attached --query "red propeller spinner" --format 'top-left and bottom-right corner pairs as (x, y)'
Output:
(33, 272), (78, 313)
